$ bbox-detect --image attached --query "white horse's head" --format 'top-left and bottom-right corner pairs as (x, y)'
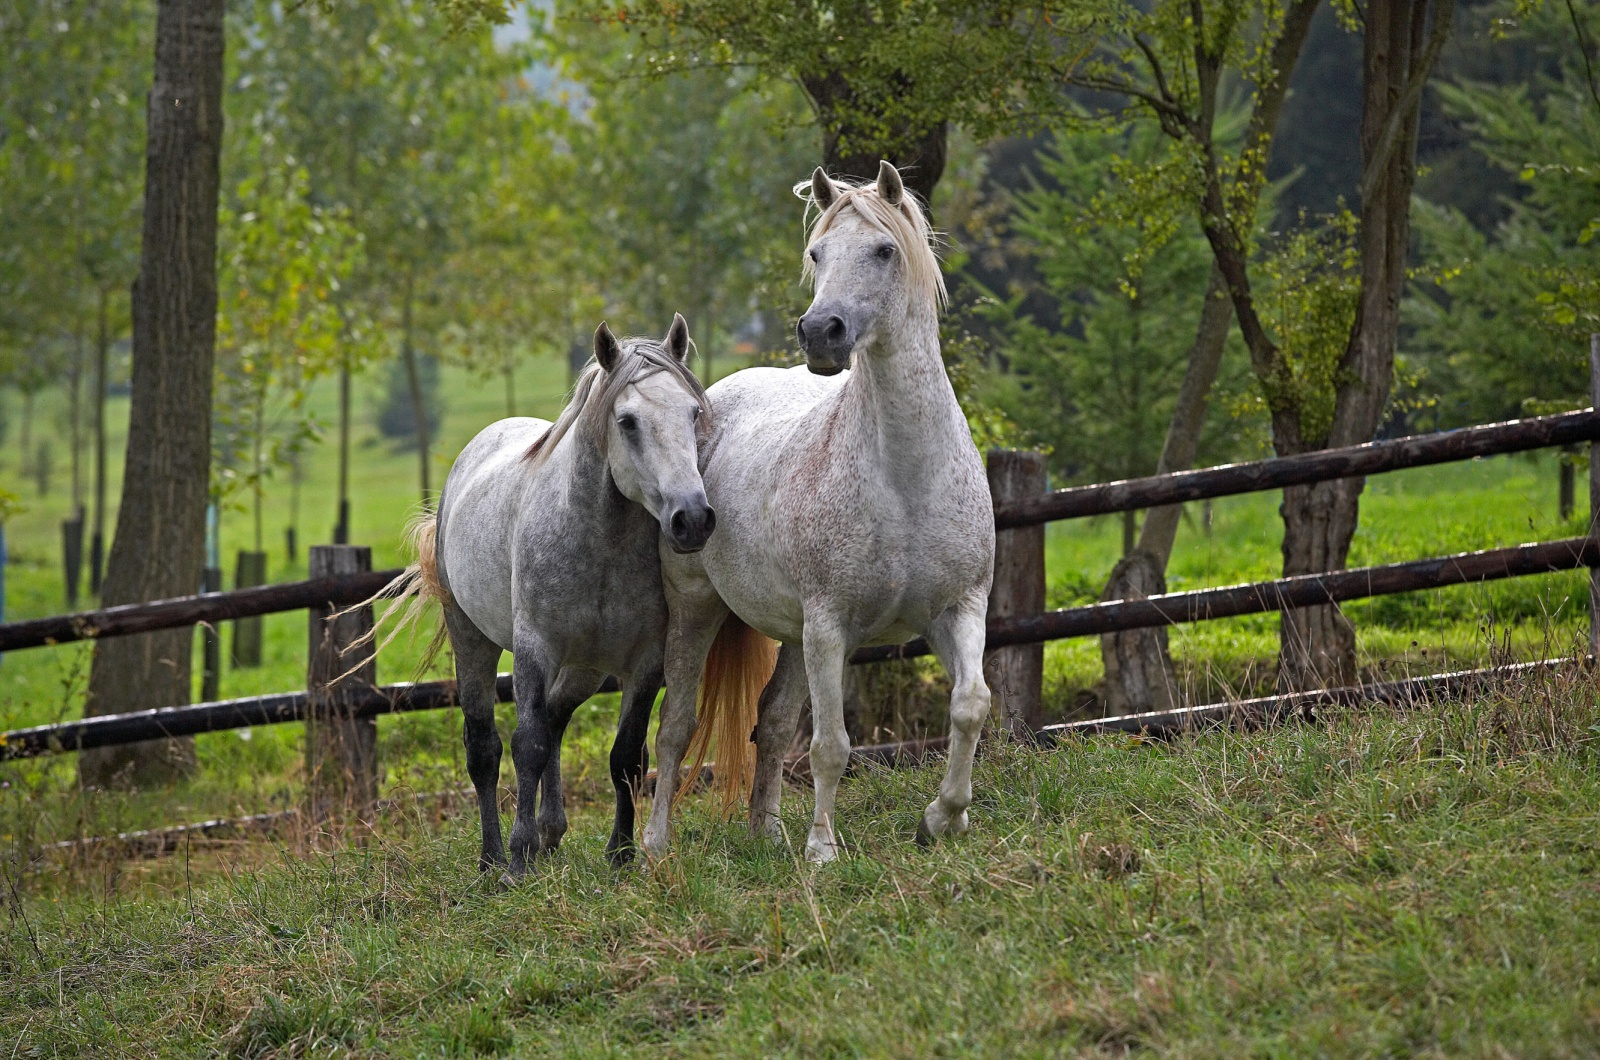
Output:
(794, 161), (945, 375)
(595, 315), (715, 553)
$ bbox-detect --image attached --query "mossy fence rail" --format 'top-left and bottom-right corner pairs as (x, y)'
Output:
(4, 381), (1600, 816)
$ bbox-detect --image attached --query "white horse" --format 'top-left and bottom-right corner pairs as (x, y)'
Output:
(645, 163), (995, 863)
(382, 317), (714, 874)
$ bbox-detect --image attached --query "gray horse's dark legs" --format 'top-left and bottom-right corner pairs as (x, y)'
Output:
(445, 602), (508, 872)
(507, 643), (552, 874)
(750, 643), (807, 839)
(607, 672), (661, 866)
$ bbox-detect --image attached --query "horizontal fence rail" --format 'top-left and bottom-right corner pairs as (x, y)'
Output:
(6, 539), (1591, 759)
(0, 673), (621, 761)
(994, 408), (1600, 528)
(853, 537), (1599, 663)
(0, 568), (404, 654)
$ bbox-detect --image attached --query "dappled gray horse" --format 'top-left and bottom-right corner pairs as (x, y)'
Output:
(383, 317), (713, 874)
(646, 163), (996, 863)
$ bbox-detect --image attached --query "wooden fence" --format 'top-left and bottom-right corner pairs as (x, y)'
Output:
(4, 344), (1600, 818)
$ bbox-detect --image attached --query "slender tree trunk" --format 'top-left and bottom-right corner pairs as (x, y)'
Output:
(80, 0), (224, 789)
(1100, 267), (1234, 714)
(69, 325), (84, 511)
(90, 286), (110, 594)
(252, 391), (265, 553)
(400, 272), (431, 505)
(335, 357), (350, 543)
(1276, 0), (1451, 691)
(19, 389), (33, 470)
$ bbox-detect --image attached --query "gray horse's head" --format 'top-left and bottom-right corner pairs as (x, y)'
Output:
(794, 161), (946, 375)
(527, 315), (715, 552)
(596, 316), (716, 553)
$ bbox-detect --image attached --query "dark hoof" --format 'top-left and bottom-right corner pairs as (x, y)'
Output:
(914, 816), (935, 847)
(607, 844), (636, 869)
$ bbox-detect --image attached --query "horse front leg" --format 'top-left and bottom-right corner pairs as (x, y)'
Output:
(534, 670), (596, 857)
(608, 665), (662, 866)
(444, 602), (507, 873)
(508, 633), (556, 875)
(919, 598), (992, 842)
(749, 642), (806, 842)
(802, 619), (850, 863)
(642, 588), (727, 859)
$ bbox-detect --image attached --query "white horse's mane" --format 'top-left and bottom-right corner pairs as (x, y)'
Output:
(794, 175), (947, 311)
(523, 337), (710, 469)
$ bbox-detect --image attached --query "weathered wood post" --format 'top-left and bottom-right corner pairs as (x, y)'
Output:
(307, 544), (378, 818)
(985, 450), (1047, 739)
(1589, 335), (1599, 663)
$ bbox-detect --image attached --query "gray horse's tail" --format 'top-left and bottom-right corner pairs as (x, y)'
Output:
(679, 615), (778, 815)
(333, 511), (449, 683)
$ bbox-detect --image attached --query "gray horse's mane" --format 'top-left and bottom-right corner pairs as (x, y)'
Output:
(523, 336), (710, 468)
(794, 175), (947, 310)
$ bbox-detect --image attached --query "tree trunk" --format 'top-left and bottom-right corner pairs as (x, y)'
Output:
(800, 72), (947, 205)
(80, 0), (224, 789)
(1275, 0), (1451, 691)
(335, 358), (350, 544)
(400, 274), (431, 505)
(90, 286), (109, 594)
(1099, 266), (1233, 714)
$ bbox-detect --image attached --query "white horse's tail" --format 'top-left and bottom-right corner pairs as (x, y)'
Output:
(679, 615), (779, 815)
(333, 511), (450, 683)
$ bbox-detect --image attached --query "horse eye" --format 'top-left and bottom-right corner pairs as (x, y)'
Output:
(692, 406), (702, 421)
(617, 414), (638, 432)
(808, 248), (819, 263)
(876, 244), (895, 261)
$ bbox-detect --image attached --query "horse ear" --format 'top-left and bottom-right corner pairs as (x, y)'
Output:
(876, 160), (904, 206)
(594, 321), (621, 372)
(811, 166), (838, 210)
(664, 313), (691, 363)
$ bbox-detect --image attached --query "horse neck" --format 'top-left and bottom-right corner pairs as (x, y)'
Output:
(554, 419), (636, 533)
(839, 301), (968, 484)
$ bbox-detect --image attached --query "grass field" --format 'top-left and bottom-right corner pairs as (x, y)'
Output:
(4, 667), (1600, 1056)
(4, 356), (1600, 1055)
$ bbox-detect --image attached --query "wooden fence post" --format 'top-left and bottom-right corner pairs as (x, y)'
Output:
(986, 450), (1047, 739)
(307, 544), (378, 817)
(1589, 334), (1599, 663)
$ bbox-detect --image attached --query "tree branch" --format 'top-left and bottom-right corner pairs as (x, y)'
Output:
(1359, 0), (1455, 206)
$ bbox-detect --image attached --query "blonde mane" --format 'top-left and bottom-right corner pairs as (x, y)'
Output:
(794, 174), (947, 311)
(523, 337), (710, 467)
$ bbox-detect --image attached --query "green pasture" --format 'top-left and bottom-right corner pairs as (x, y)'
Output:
(5, 670), (1600, 1056)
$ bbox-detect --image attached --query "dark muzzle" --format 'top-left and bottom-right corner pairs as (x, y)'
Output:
(796, 309), (853, 376)
(665, 502), (716, 553)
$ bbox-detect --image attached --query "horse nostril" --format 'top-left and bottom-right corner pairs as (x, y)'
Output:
(825, 316), (846, 342)
(670, 511), (688, 537)
(796, 318), (807, 343)
(702, 508), (716, 535)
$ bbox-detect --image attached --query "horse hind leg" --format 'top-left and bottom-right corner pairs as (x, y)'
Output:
(607, 667), (662, 866)
(443, 601), (507, 873)
(918, 600), (992, 842)
(749, 642), (806, 843)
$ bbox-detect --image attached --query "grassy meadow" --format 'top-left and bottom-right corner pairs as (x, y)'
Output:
(4, 668), (1600, 1056)
(3, 354), (1600, 1055)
